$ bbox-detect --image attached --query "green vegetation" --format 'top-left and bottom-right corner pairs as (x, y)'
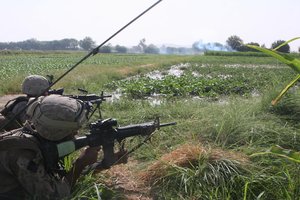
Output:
(1, 52), (300, 199)
(106, 62), (293, 98)
(0, 53), (187, 95)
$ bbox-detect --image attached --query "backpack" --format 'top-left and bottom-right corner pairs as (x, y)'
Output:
(0, 130), (41, 155)
(0, 96), (29, 117)
(0, 130), (65, 175)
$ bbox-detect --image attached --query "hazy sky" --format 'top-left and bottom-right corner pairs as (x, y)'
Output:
(1, 0), (300, 51)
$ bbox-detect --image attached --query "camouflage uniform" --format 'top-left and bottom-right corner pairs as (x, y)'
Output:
(0, 95), (88, 199)
(0, 129), (70, 199)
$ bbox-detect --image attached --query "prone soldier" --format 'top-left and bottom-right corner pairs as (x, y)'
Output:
(0, 75), (50, 131)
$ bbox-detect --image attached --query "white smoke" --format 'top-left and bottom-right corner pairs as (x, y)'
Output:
(194, 40), (232, 52)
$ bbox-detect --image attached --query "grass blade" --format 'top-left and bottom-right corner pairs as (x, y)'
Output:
(273, 37), (300, 51)
(251, 145), (300, 163)
(247, 44), (300, 73)
(271, 74), (300, 105)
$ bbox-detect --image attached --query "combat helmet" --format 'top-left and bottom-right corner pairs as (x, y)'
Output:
(26, 95), (87, 141)
(22, 75), (50, 96)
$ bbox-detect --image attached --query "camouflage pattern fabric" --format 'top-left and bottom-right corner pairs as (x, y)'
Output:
(0, 130), (71, 199)
(26, 95), (87, 141)
(0, 114), (5, 132)
(0, 100), (27, 132)
(11, 100), (28, 124)
(22, 75), (49, 96)
(0, 114), (21, 132)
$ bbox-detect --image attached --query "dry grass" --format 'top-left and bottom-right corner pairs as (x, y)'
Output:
(140, 143), (249, 184)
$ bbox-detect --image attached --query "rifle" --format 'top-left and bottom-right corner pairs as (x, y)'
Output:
(66, 92), (112, 102)
(48, 88), (65, 95)
(40, 81), (112, 119)
(63, 89), (112, 119)
(40, 117), (176, 172)
(67, 91), (112, 119)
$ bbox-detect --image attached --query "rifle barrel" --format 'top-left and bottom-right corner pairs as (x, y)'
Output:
(159, 122), (177, 127)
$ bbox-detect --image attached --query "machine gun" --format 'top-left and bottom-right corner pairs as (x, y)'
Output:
(41, 117), (176, 172)
(66, 91), (112, 119)
(47, 83), (112, 119)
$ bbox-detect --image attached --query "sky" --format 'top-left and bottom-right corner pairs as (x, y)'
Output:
(0, 0), (300, 51)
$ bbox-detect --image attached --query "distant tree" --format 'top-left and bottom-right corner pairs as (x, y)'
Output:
(298, 46), (300, 53)
(138, 38), (147, 52)
(115, 45), (127, 53)
(226, 35), (243, 51)
(178, 47), (190, 54)
(0, 38), (80, 51)
(129, 45), (143, 54)
(166, 46), (179, 54)
(243, 42), (260, 52)
(79, 37), (96, 51)
(20, 38), (40, 50)
(98, 45), (112, 53)
(144, 44), (159, 54)
(271, 40), (290, 53)
(61, 38), (79, 50)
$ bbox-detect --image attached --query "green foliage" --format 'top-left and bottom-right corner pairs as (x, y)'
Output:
(106, 62), (294, 99)
(114, 45), (127, 53)
(271, 40), (290, 53)
(0, 53), (186, 95)
(98, 45), (112, 53)
(226, 35), (243, 51)
(70, 174), (123, 200)
(79, 36), (96, 51)
(204, 51), (269, 57)
(144, 44), (160, 54)
(151, 158), (247, 199)
(0, 38), (80, 51)
(247, 37), (300, 105)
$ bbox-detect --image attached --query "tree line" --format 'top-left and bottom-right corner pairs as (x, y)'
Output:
(0, 35), (298, 54)
(225, 35), (293, 53)
(0, 37), (160, 54)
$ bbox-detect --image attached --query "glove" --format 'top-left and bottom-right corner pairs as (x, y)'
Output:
(66, 146), (100, 187)
(76, 146), (101, 168)
(84, 148), (129, 174)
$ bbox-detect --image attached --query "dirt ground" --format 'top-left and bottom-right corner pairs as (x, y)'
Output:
(101, 160), (152, 200)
